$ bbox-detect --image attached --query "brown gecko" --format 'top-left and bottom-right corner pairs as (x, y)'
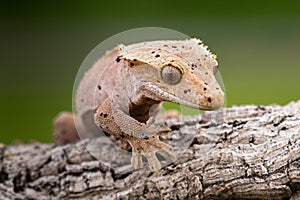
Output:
(53, 38), (224, 171)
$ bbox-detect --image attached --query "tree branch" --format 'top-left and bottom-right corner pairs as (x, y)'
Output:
(1, 101), (300, 199)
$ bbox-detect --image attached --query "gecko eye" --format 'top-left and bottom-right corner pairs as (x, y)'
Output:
(160, 64), (182, 85)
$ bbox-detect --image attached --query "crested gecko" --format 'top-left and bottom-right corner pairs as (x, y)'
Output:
(54, 38), (224, 171)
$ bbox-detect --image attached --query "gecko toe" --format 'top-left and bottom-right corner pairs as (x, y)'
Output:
(127, 136), (174, 172)
(157, 143), (175, 159)
(157, 125), (172, 136)
(144, 152), (161, 172)
(131, 153), (143, 169)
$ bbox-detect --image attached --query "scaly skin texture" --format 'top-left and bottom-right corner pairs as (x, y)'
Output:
(53, 38), (224, 171)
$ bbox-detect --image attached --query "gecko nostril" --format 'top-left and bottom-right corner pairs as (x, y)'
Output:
(207, 97), (212, 103)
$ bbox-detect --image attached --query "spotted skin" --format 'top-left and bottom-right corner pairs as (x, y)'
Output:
(53, 38), (224, 172)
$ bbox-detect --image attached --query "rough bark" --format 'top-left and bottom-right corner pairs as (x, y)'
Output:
(1, 101), (300, 200)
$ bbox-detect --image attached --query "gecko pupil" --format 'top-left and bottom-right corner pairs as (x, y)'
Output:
(160, 65), (182, 85)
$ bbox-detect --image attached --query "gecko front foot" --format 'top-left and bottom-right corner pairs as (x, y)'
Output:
(127, 136), (174, 172)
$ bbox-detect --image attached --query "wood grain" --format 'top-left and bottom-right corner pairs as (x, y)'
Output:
(1, 101), (300, 199)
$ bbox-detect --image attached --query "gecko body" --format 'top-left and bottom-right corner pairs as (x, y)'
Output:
(54, 38), (224, 171)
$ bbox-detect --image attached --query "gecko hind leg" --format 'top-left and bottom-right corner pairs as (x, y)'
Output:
(53, 112), (80, 145)
(127, 136), (175, 172)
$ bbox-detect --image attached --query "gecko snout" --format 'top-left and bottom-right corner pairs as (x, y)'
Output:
(209, 90), (224, 110)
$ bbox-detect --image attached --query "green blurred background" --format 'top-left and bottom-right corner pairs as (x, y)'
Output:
(1, 0), (299, 144)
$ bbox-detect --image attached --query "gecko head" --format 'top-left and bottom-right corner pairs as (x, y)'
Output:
(119, 38), (224, 110)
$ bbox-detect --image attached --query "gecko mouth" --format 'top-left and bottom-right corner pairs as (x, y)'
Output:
(143, 82), (212, 110)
